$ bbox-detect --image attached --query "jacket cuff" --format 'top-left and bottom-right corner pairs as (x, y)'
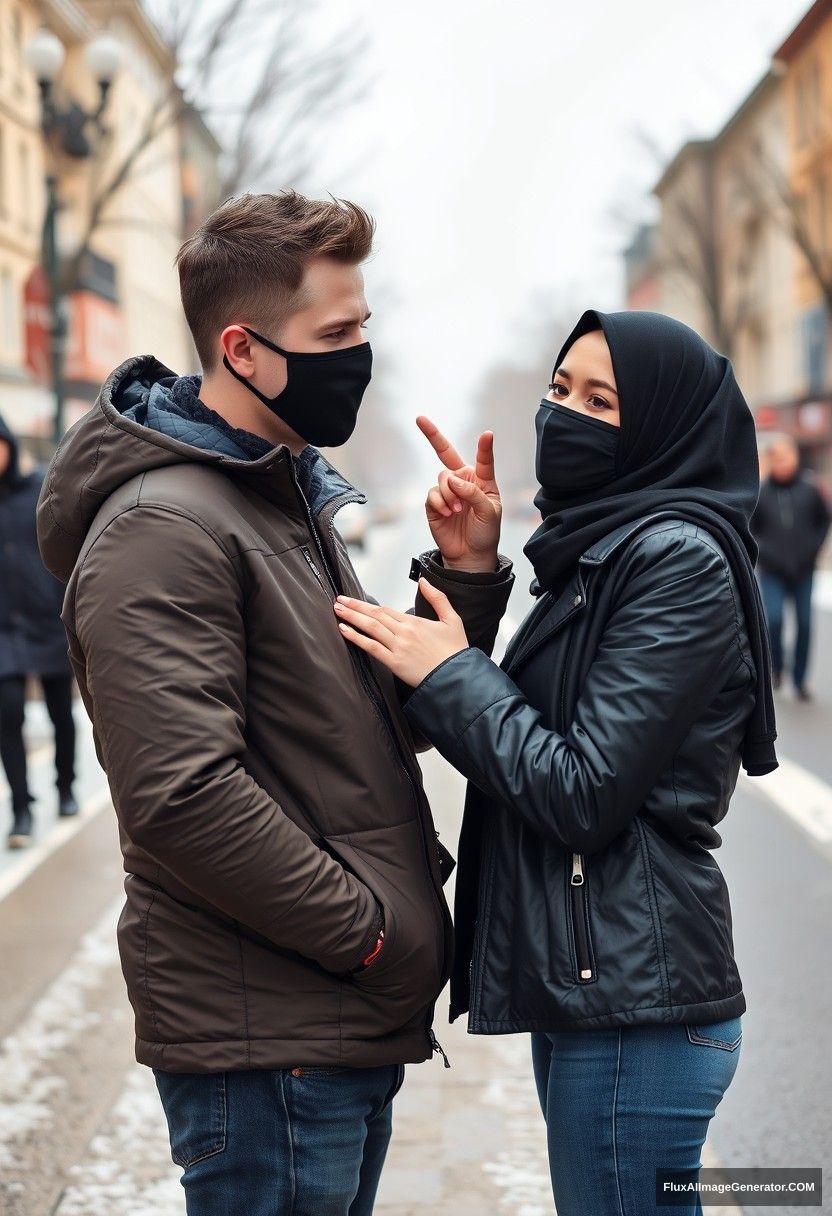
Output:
(409, 549), (513, 587)
(409, 550), (514, 657)
(404, 645), (513, 751)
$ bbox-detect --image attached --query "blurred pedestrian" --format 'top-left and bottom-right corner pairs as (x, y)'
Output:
(0, 416), (78, 849)
(340, 310), (778, 1216)
(752, 433), (830, 700)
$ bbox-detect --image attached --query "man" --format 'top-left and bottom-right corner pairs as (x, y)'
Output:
(752, 433), (830, 700)
(36, 191), (513, 1215)
(0, 415), (77, 848)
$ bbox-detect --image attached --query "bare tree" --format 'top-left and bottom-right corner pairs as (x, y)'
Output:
(620, 130), (759, 360)
(59, 0), (367, 294)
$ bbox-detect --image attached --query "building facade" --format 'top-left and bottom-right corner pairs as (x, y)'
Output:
(0, 0), (220, 443)
(640, 0), (832, 481)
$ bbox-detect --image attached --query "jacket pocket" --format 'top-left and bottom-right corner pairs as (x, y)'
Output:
(153, 1070), (227, 1168)
(324, 822), (444, 1036)
(566, 852), (596, 983)
(686, 1016), (743, 1051)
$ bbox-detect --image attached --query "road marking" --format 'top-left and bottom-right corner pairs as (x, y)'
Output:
(0, 785), (112, 904)
(741, 756), (832, 844)
(0, 898), (122, 1168)
(813, 569), (832, 612)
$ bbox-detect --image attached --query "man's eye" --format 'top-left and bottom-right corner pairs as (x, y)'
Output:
(325, 329), (346, 340)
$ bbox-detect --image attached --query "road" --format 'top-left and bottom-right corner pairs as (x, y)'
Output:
(0, 506), (829, 1215)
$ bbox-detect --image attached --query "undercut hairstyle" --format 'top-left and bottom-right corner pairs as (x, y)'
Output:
(175, 190), (375, 371)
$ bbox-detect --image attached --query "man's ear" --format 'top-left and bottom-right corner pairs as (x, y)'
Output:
(221, 325), (256, 374)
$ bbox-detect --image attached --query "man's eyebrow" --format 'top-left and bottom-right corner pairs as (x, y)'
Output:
(318, 310), (372, 332)
(553, 366), (618, 396)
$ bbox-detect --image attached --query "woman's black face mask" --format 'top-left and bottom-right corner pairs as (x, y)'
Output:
(534, 398), (620, 495)
(223, 325), (373, 447)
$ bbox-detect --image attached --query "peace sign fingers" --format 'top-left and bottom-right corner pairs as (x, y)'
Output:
(416, 415), (466, 472)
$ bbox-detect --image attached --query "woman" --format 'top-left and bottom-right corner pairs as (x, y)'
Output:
(333, 309), (777, 1214)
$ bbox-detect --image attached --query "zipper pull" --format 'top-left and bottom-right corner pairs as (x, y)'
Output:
(570, 853), (585, 885)
(429, 1029), (451, 1069)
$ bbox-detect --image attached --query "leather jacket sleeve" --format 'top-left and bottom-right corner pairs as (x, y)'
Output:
(396, 549), (514, 750)
(73, 506), (378, 975)
(403, 529), (747, 854)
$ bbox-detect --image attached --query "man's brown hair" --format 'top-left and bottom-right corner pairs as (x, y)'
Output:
(175, 190), (375, 370)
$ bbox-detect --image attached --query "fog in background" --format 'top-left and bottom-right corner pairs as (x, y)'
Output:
(302, 0), (808, 483)
(180, 0), (809, 490)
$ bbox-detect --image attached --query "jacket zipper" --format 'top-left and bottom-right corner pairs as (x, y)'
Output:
(323, 507), (451, 962)
(301, 545), (328, 592)
(290, 465), (450, 1062)
(472, 578), (588, 1019)
(569, 853), (594, 981)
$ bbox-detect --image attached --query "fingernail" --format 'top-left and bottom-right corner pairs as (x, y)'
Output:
(453, 502), (462, 513)
(336, 596), (350, 603)
(338, 623), (349, 632)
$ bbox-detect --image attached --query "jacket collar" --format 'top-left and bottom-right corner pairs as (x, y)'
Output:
(579, 510), (688, 566)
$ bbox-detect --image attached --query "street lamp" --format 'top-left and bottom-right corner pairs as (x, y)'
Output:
(24, 29), (121, 445)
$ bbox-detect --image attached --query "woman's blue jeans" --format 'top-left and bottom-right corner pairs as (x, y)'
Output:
(531, 1015), (742, 1215)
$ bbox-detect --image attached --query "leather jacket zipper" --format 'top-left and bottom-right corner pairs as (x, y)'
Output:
(569, 853), (594, 981)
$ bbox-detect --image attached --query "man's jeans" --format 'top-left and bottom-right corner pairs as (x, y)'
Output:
(531, 1016), (743, 1216)
(154, 1064), (405, 1216)
(759, 570), (814, 689)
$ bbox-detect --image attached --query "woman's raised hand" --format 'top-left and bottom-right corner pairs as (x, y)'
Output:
(417, 416), (502, 572)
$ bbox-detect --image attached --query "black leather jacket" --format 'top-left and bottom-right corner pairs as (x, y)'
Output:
(405, 514), (756, 1033)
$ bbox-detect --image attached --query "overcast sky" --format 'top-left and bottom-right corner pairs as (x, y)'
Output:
(295, 0), (811, 463)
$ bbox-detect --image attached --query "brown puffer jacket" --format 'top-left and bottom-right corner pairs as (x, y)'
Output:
(36, 356), (514, 1073)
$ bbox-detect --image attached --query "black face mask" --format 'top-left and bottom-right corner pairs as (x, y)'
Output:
(223, 326), (373, 447)
(534, 398), (620, 495)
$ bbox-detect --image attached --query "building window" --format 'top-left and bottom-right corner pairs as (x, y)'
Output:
(801, 303), (829, 394)
(18, 138), (29, 229)
(12, 6), (24, 90)
(819, 174), (828, 256)
(1, 267), (16, 353)
(796, 59), (823, 148)
(0, 125), (6, 219)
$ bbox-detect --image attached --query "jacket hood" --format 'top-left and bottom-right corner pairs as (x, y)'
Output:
(37, 355), (309, 582)
(0, 413), (21, 489)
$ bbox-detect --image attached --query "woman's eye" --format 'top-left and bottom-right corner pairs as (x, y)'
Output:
(549, 382), (568, 397)
(589, 396), (611, 411)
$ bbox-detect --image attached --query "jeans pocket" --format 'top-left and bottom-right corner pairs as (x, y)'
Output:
(290, 1067), (348, 1077)
(686, 1015), (743, 1051)
(153, 1070), (227, 1168)
(382, 1063), (406, 1108)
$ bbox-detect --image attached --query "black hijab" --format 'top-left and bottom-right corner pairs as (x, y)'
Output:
(524, 308), (777, 777)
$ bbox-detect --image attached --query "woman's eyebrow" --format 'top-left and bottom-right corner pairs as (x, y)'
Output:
(554, 366), (619, 397)
(587, 378), (619, 396)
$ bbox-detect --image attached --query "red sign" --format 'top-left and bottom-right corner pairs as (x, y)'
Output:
(23, 266), (126, 386)
(23, 266), (52, 385)
(65, 290), (126, 384)
(754, 406), (781, 429)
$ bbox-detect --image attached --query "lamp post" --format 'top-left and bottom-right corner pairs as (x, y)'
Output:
(24, 28), (121, 446)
